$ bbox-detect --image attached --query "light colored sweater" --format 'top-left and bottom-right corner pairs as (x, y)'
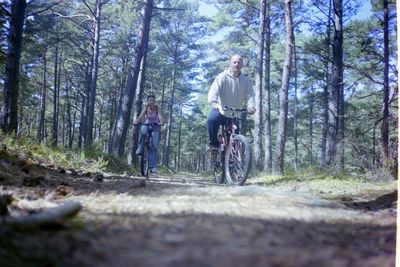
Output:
(208, 70), (255, 118)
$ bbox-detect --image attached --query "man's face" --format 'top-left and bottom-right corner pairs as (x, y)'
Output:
(230, 56), (243, 73)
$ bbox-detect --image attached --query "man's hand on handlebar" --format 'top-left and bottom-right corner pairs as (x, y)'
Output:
(247, 108), (256, 115)
(211, 102), (221, 111)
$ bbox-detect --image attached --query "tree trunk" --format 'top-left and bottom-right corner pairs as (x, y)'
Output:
(163, 51), (178, 168)
(320, 0), (332, 166)
(161, 72), (167, 162)
(293, 30), (298, 172)
(177, 110), (182, 172)
(263, 1), (272, 173)
(107, 81), (119, 153)
(37, 50), (47, 143)
(253, 0), (267, 171)
(272, 0), (294, 175)
(110, 0), (153, 157)
(1, 0), (27, 134)
(86, 0), (102, 148)
(130, 41), (149, 165)
(308, 86), (314, 166)
(65, 80), (73, 149)
(381, 0), (390, 164)
(78, 62), (91, 149)
(372, 125), (376, 167)
(57, 50), (62, 143)
(325, 0), (343, 167)
(71, 95), (79, 149)
(52, 41), (59, 147)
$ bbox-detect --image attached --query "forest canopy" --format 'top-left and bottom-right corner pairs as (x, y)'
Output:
(0, 0), (397, 177)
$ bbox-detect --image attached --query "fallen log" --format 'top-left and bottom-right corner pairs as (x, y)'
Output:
(1, 201), (82, 230)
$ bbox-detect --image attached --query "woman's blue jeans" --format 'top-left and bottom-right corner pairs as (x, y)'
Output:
(139, 125), (160, 168)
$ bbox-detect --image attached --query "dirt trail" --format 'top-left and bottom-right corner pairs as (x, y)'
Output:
(0, 171), (396, 267)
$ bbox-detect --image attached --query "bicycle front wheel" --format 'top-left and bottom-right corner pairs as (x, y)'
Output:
(225, 134), (251, 186)
(140, 145), (150, 177)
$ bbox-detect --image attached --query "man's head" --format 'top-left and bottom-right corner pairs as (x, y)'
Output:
(229, 55), (243, 76)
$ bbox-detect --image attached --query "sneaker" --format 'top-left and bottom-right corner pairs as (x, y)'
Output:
(150, 168), (157, 174)
(211, 153), (218, 167)
(208, 146), (219, 154)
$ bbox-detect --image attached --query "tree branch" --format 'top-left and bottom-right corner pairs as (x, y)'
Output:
(344, 63), (384, 86)
(81, 0), (95, 17)
(0, 3), (10, 16)
(26, 1), (62, 17)
(153, 7), (185, 12)
(234, 0), (258, 11)
(2, 201), (82, 230)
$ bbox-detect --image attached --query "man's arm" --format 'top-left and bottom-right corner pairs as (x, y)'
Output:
(208, 74), (223, 110)
(246, 80), (256, 114)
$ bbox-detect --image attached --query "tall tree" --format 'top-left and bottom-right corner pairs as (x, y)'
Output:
(130, 47), (148, 165)
(37, 48), (47, 142)
(162, 48), (178, 167)
(263, 0), (272, 173)
(381, 0), (389, 164)
(51, 28), (59, 146)
(293, 26), (298, 172)
(320, 0), (332, 166)
(308, 85), (315, 166)
(253, 0), (267, 171)
(272, 0), (294, 174)
(109, 0), (153, 157)
(325, 0), (343, 167)
(0, 0), (27, 133)
(86, 0), (108, 148)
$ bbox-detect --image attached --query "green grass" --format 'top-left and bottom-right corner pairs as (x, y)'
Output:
(0, 133), (138, 175)
(248, 168), (398, 201)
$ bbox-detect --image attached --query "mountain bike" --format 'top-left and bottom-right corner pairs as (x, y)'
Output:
(212, 105), (251, 186)
(135, 123), (159, 178)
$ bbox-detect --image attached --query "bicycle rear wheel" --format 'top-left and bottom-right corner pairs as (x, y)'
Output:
(225, 134), (251, 186)
(212, 150), (225, 184)
(140, 145), (150, 177)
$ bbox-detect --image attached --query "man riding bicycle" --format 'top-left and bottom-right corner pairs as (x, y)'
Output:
(134, 94), (163, 174)
(207, 55), (256, 162)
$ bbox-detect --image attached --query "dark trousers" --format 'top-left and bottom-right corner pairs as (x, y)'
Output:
(207, 109), (231, 148)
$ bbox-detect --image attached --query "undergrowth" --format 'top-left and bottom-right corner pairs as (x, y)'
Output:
(248, 167), (398, 201)
(0, 134), (136, 175)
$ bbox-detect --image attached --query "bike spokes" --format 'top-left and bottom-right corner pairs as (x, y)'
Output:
(225, 135), (251, 186)
(212, 150), (225, 184)
(141, 145), (150, 177)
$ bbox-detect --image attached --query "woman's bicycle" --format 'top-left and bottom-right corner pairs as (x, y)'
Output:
(212, 105), (252, 186)
(135, 123), (159, 178)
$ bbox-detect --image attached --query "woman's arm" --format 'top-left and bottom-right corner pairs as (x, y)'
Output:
(133, 108), (146, 124)
(158, 112), (163, 125)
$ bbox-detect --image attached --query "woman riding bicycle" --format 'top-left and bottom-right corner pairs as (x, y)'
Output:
(134, 94), (163, 174)
(207, 55), (256, 161)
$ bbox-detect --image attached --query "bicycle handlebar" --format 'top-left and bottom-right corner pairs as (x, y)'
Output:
(133, 123), (163, 126)
(222, 105), (247, 113)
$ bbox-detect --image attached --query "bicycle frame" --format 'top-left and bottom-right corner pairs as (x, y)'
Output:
(220, 119), (237, 151)
(220, 106), (244, 149)
(139, 123), (159, 150)
(213, 105), (250, 185)
(143, 125), (153, 149)
(136, 123), (159, 177)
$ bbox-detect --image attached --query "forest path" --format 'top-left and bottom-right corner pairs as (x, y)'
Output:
(1, 171), (396, 267)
